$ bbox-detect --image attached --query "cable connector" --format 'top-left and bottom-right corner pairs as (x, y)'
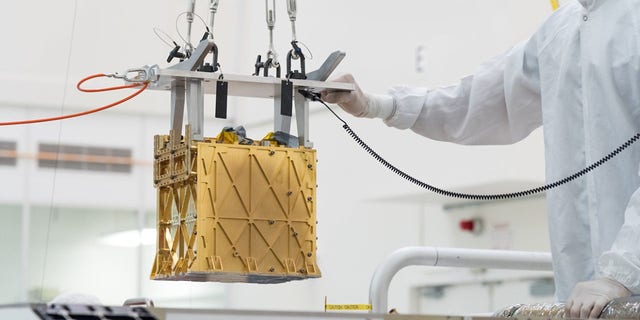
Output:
(298, 89), (322, 101)
(107, 66), (158, 83)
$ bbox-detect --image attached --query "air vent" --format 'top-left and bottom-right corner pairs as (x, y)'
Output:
(38, 143), (132, 173)
(0, 141), (17, 166)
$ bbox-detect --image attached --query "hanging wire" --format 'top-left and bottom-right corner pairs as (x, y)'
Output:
(175, 11), (211, 47)
(153, 27), (178, 48)
(38, 0), (79, 302)
(296, 40), (314, 60)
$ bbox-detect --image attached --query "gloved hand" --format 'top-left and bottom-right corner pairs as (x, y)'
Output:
(566, 278), (631, 319)
(321, 74), (395, 119)
(321, 74), (369, 117)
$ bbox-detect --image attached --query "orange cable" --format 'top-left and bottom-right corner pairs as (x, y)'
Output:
(76, 73), (145, 92)
(0, 74), (149, 126)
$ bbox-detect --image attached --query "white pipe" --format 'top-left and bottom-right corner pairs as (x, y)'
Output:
(209, 0), (219, 35)
(369, 247), (552, 314)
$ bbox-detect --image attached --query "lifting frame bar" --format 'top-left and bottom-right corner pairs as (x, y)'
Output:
(136, 40), (353, 147)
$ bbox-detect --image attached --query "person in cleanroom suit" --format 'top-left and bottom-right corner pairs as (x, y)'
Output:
(323, 0), (640, 318)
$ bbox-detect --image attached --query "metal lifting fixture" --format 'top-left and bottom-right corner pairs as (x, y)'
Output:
(285, 0), (306, 80)
(254, 0), (281, 77)
(114, 0), (355, 285)
(126, 0), (351, 147)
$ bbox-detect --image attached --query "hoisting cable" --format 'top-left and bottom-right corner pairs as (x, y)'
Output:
(0, 74), (149, 126)
(300, 89), (640, 201)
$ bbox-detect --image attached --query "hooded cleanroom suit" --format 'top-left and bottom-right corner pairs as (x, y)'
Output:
(383, 0), (640, 301)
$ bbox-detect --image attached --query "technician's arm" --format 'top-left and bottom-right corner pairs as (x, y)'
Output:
(598, 183), (640, 284)
(565, 187), (640, 319)
(325, 37), (543, 145)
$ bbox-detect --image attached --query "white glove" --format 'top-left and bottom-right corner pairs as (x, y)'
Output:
(566, 278), (631, 319)
(321, 74), (395, 119)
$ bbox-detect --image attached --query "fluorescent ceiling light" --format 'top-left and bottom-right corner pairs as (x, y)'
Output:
(100, 228), (156, 247)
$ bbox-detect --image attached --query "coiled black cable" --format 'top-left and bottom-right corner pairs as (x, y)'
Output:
(301, 89), (640, 200)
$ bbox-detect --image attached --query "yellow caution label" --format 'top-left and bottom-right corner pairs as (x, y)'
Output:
(325, 304), (372, 311)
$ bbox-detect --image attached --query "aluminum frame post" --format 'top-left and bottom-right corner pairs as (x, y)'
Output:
(187, 79), (204, 141)
(295, 90), (311, 147)
(170, 82), (186, 136)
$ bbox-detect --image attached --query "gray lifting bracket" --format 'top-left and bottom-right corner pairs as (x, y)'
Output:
(127, 38), (352, 147)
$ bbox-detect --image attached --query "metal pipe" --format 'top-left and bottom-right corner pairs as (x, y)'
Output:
(287, 0), (297, 41)
(185, 0), (196, 54)
(265, 0), (278, 65)
(209, 0), (219, 36)
(369, 246), (553, 314)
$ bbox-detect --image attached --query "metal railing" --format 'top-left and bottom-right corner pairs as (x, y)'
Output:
(369, 246), (553, 314)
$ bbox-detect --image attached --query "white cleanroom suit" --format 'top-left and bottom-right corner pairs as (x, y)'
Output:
(323, 0), (640, 317)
